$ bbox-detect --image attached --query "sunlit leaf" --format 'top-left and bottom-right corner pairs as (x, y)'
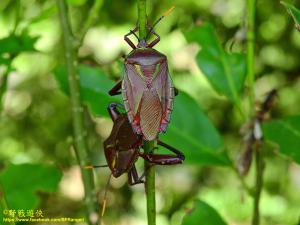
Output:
(160, 91), (230, 166)
(0, 34), (38, 54)
(54, 65), (121, 117)
(0, 164), (62, 210)
(185, 23), (246, 103)
(281, 1), (300, 32)
(182, 200), (228, 225)
(263, 115), (300, 164)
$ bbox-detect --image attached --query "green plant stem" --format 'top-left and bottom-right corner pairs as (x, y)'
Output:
(143, 140), (156, 225)
(0, 181), (15, 225)
(247, 0), (256, 115)
(137, 1), (156, 224)
(12, 0), (20, 33)
(0, 65), (11, 112)
(252, 146), (264, 225)
(138, 0), (147, 39)
(56, 1), (97, 224)
(246, 0), (264, 224)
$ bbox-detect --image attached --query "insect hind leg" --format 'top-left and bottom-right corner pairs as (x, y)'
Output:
(139, 140), (185, 165)
(128, 165), (144, 185)
(107, 103), (124, 121)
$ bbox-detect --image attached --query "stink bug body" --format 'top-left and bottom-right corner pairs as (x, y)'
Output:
(103, 103), (184, 185)
(109, 9), (176, 141)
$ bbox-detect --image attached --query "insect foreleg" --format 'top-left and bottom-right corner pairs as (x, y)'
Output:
(146, 25), (160, 48)
(124, 26), (139, 49)
(109, 80), (122, 96)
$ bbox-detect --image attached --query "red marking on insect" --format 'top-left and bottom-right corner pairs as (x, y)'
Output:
(146, 79), (152, 89)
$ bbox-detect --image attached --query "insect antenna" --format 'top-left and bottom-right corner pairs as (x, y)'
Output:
(101, 173), (112, 218)
(83, 165), (108, 169)
(130, 29), (140, 41)
(146, 6), (175, 40)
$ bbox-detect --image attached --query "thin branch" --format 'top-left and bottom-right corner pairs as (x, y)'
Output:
(12, 0), (20, 34)
(137, 2), (156, 224)
(252, 145), (264, 225)
(143, 140), (156, 225)
(0, 65), (11, 113)
(56, 1), (97, 224)
(247, 0), (256, 115)
(246, 0), (264, 224)
(79, 0), (103, 45)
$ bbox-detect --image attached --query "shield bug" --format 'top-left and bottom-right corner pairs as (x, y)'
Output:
(109, 7), (176, 141)
(86, 103), (185, 185)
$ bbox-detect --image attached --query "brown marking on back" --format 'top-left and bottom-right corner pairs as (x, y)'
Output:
(140, 89), (162, 140)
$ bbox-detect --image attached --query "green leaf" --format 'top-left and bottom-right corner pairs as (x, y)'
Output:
(184, 23), (247, 103)
(182, 200), (228, 225)
(263, 115), (300, 164)
(281, 1), (300, 32)
(161, 91), (230, 166)
(0, 164), (62, 209)
(54, 65), (121, 117)
(0, 34), (38, 54)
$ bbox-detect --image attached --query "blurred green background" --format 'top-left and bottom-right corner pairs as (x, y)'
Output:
(0, 0), (300, 225)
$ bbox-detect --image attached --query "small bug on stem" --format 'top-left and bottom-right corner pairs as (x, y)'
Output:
(84, 103), (185, 217)
(85, 103), (185, 184)
(238, 89), (278, 176)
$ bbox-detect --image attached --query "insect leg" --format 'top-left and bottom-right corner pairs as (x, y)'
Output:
(108, 80), (122, 96)
(147, 26), (160, 48)
(124, 26), (139, 49)
(157, 140), (184, 158)
(139, 141), (185, 165)
(139, 153), (184, 165)
(174, 87), (179, 96)
(107, 103), (124, 121)
(128, 165), (144, 185)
